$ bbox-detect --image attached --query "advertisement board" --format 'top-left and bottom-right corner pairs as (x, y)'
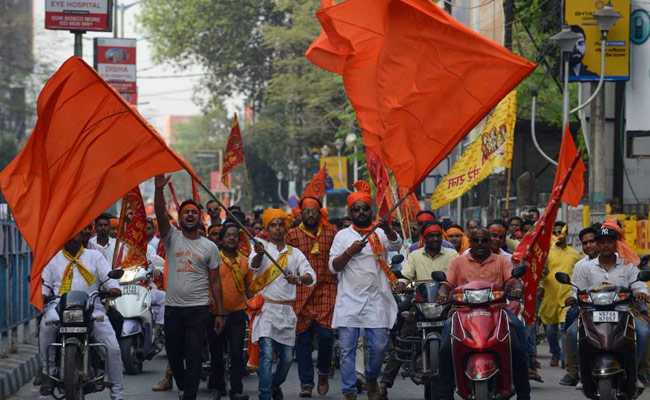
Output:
(564, 0), (630, 81)
(94, 38), (137, 105)
(45, 0), (112, 32)
(320, 156), (348, 190)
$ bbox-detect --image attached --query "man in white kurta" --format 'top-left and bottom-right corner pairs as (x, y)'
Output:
(249, 209), (316, 400)
(39, 229), (124, 400)
(329, 189), (402, 400)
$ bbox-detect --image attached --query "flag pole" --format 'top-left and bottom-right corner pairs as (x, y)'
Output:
(111, 198), (128, 269)
(192, 177), (289, 277)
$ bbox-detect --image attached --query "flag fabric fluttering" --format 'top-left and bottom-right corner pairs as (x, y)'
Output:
(552, 125), (586, 207)
(306, 0), (536, 190)
(302, 166), (328, 201)
(116, 186), (149, 268)
(0, 57), (198, 310)
(513, 152), (584, 325)
(366, 148), (391, 218)
(222, 114), (245, 188)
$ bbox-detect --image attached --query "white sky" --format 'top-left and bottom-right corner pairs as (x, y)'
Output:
(33, 1), (214, 131)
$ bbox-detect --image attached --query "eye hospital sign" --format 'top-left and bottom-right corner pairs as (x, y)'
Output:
(45, 0), (113, 32)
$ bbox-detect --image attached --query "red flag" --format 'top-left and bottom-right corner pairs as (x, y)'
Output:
(302, 166), (328, 200)
(307, 0), (536, 190)
(553, 125), (586, 207)
(117, 187), (149, 268)
(222, 114), (245, 188)
(513, 153), (583, 325)
(0, 57), (198, 310)
(366, 148), (390, 218)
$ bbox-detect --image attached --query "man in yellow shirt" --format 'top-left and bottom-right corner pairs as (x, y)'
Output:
(539, 221), (581, 367)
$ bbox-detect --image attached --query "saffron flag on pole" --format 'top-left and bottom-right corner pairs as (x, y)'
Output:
(552, 125), (586, 207)
(222, 114), (245, 188)
(365, 148), (391, 218)
(117, 186), (149, 268)
(302, 166), (328, 201)
(512, 152), (583, 325)
(430, 91), (517, 209)
(0, 57), (199, 310)
(306, 0), (536, 190)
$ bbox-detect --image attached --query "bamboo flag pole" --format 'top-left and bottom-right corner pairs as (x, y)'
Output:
(111, 198), (128, 269)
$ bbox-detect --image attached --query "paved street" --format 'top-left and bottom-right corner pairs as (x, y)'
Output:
(10, 345), (588, 400)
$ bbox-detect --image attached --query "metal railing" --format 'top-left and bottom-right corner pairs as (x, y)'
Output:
(0, 219), (35, 336)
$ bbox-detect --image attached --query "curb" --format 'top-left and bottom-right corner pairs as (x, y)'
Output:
(0, 345), (40, 400)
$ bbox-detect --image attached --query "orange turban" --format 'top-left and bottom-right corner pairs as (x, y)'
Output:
(347, 180), (373, 208)
(446, 227), (470, 253)
(110, 218), (119, 228)
(262, 208), (289, 229)
(601, 219), (640, 266)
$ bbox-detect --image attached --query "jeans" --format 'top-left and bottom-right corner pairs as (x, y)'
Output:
(338, 327), (390, 395)
(566, 316), (650, 369)
(258, 337), (293, 400)
(208, 310), (247, 394)
(545, 323), (562, 360)
(295, 321), (335, 388)
(438, 310), (530, 400)
(164, 306), (211, 400)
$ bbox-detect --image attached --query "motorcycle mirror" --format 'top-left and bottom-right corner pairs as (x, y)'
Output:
(108, 269), (125, 280)
(431, 271), (447, 282)
(555, 272), (571, 285)
(638, 270), (650, 282)
(511, 266), (526, 278)
(391, 254), (405, 265)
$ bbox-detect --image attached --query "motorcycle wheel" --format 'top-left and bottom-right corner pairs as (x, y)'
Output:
(597, 378), (616, 400)
(473, 381), (489, 400)
(120, 336), (143, 375)
(63, 344), (84, 400)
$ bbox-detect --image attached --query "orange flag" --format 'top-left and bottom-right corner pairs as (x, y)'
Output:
(302, 166), (328, 200)
(222, 114), (245, 188)
(366, 148), (390, 218)
(0, 57), (198, 310)
(552, 125), (586, 207)
(117, 186), (149, 268)
(306, 0), (536, 190)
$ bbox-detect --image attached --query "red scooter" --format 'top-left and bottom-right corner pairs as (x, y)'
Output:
(432, 266), (525, 400)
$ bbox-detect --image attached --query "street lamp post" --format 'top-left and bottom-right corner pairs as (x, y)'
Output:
(345, 133), (359, 184)
(276, 171), (287, 205)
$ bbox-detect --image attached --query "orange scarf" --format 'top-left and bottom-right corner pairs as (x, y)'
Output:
(352, 225), (397, 284)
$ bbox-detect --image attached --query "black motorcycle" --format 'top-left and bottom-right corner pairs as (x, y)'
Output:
(555, 270), (650, 400)
(42, 269), (124, 400)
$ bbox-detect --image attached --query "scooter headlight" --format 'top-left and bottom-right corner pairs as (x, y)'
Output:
(416, 303), (444, 319)
(62, 309), (84, 323)
(464, 288), (492, 304)
(590, 291), (617, 306)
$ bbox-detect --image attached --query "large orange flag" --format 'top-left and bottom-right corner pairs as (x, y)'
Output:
(552, 125), (586, 207)
(307, 0), (536, 189)
(222, 114), (245, 188)
(0, 57), (198, 309)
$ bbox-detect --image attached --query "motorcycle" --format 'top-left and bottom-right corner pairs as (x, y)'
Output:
(109, 265), (162, 374)
(42, 268), (124, 400)
(555, 270), (650, 400)
(392, 275), (449, 400)
(432, 265), (526, 400)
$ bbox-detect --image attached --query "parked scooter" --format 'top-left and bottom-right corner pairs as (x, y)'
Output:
(42, 269), (124, 400)
(432, 266), (526, 400)
(555, 270), (650, 400)
(109, 266), (162, 374)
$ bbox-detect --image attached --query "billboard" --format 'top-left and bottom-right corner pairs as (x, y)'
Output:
(320, 156), (348, 190)
(94, 38), (137, 105)
(45, 0), (113, 32)
(564, 0), (631, 81)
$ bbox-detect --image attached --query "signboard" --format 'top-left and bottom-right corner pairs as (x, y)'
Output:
(94, 38), (137, 105)
(45, 0), (113, 32)
(320, 156), (348, 190)
(565, 0), (631, 81)
(430, 91), (517, 210)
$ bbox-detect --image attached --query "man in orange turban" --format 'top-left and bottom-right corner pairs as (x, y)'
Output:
(287, 197), (338, 396)
(329, 182), (403, 400)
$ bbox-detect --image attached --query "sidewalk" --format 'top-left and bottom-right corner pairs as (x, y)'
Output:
(0, 344), (39, 400)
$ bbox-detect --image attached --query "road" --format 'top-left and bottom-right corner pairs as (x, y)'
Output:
(10, 345), (589, 400)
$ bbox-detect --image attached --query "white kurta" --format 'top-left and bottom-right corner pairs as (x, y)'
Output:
(88, 236), (116, 264)
(329, 227), (403, 329)
(248, 239), (316, 346)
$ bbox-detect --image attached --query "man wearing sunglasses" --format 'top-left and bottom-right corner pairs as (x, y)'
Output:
(329, 184), (403, 400)
(437, 228), (531, 400)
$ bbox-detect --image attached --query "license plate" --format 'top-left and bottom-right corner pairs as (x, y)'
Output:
(593, 311), (619, 323)
(122, 285), (139, 295)
(59, 326), (87, 333)
(417, 321), (443, 328)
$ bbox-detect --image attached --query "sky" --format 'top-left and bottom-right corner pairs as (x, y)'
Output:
(34, 1), (212, 131)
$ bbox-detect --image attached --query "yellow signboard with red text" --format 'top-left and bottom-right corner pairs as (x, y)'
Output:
(430, 91), (517, 210)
